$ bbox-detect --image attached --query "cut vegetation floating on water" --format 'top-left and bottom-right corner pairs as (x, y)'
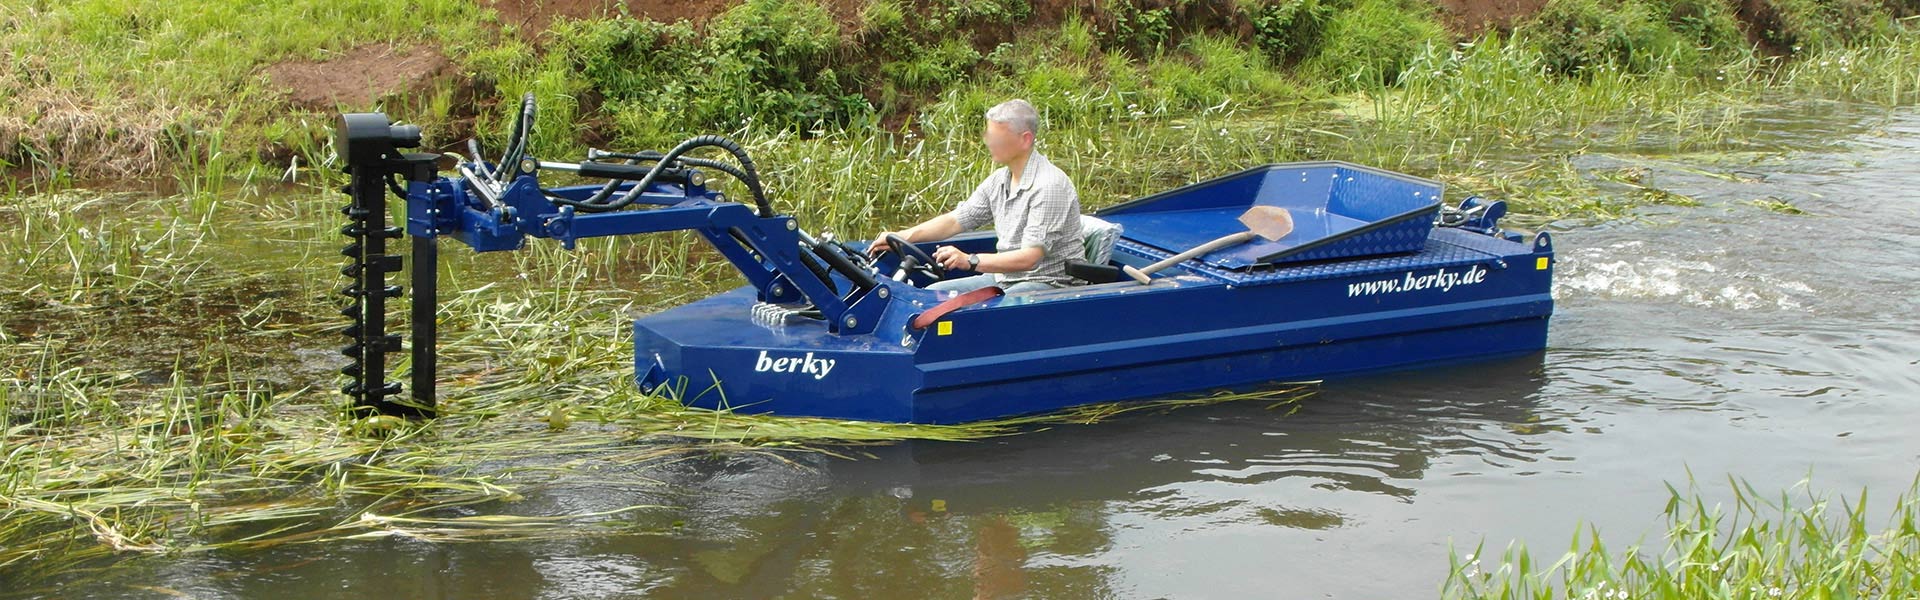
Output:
(3, 0), (1920, 594)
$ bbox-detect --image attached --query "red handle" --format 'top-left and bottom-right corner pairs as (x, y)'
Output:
(910, 286), (1004, 330)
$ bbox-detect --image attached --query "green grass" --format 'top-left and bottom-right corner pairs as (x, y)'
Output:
(0, 0), (491, 183)
(1774, 30), (1920, 104)
(1444, 475), (1920, 599)
(1302, 0), (1452, 89)
(1518, 0), (1747, 77)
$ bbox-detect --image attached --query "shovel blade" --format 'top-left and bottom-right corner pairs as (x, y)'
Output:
(1238, 205), (1294, 241)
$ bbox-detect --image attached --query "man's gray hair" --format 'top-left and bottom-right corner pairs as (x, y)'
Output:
(985, 99), (1039, 135)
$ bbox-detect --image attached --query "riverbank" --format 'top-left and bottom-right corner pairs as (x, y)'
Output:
(2, 0), (1916, 188)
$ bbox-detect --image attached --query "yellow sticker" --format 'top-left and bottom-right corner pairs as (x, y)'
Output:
(1535, 257), (1550, 270)
(937, 321), (952, 336)
(931, 499), (947, 512)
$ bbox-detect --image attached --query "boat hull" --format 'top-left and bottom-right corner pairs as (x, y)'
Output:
(635, 227), (1554, 423)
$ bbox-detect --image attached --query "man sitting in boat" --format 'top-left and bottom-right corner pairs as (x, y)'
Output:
(869, 98), (1084, 294)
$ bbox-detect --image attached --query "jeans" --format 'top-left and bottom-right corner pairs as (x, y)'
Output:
(926, 274), (1060, 294)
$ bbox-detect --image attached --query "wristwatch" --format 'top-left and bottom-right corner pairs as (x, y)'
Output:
(966, 254), (980, 270)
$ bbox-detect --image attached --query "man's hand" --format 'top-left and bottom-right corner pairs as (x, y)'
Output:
(868, 231), (899, 257)
(871, 215), (967, 257)
(933, 246), (973, 271)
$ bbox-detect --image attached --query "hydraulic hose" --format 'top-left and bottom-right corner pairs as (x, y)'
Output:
(586, 149), (768, 209)
(553, 135), (773, 217)
(498, 93), (536, 179)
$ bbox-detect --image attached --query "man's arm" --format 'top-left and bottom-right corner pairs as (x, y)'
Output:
(934, 245), (1040, 273)
(898, 214), (968, 245)
(875, 214), (1037, 272)
(871, 176), (996, 254)
(869, 214), (966, 255)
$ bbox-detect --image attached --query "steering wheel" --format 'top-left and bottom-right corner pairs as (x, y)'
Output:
(883, 233), (946, 282)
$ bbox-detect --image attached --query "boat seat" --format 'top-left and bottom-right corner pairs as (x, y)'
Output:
(1068, 215), (1126, 284)
(1080, 214), (1121, 264)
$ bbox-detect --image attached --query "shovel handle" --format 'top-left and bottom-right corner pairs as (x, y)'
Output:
(1137, 230), (1255, 276)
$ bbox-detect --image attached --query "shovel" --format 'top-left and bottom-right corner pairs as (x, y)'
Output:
(1122, 205), (1293, 284)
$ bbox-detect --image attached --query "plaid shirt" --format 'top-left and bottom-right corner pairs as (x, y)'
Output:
(946, 151), (1083, 287)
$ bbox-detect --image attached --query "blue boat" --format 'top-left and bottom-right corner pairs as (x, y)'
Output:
(331, 105), (1554, 423)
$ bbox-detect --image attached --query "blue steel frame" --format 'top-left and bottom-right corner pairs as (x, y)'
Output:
(403, 169), (900, 335)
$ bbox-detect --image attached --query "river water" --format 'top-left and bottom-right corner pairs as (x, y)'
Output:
(29, 104), (1920, 598)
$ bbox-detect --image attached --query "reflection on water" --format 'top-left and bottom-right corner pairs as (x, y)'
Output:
(22, 106), (1920, 599)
